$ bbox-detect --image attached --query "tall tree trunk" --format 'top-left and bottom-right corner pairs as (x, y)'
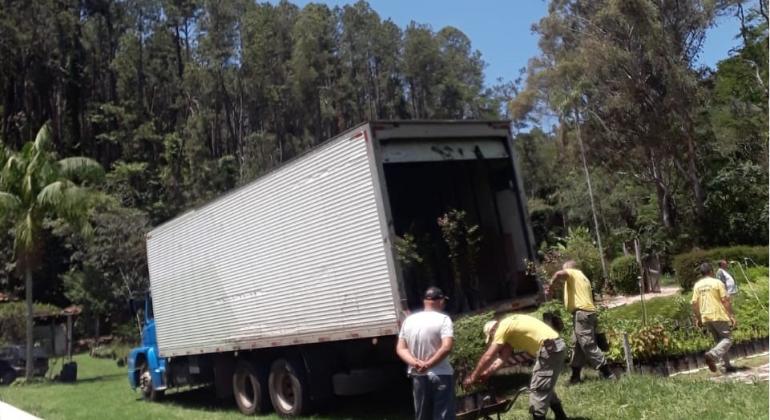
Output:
(649, 149), (674, 229)
(25, 265), (34, 381)
(684, 127), (706, 223)
(575, 109), (608, 281)
(174, 23), (184, 79)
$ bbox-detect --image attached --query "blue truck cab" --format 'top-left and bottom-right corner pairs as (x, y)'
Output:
(127, 293), (167, 400)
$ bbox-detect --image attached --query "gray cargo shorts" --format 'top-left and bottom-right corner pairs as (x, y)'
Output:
(529, 338), (566, 417)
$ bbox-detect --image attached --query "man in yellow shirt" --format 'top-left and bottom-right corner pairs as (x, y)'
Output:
(691, 263), (737, 373)
(463, 314), (568, 420)
(546, 260), (614, 383)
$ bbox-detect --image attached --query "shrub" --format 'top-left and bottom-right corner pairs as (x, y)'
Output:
(609, 255), (641, 294)
(672, 246), (768, 290)
(738, 266), (769, 283)
(556, 227), (604, 289)
(449, 311), (494, 383)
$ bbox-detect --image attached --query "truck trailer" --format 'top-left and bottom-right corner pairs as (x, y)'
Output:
(128, 120), (541, 416)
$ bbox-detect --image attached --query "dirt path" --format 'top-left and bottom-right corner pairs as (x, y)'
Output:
(710, 357), (769, 384)
(600, 285), (681, 309)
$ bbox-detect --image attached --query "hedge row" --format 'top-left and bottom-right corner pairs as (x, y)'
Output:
(672, 245), (768, 290)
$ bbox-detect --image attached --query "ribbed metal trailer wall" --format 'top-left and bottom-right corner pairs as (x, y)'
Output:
(147, 127), (399, 357)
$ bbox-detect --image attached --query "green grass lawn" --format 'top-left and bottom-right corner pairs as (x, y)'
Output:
(0, 354), (414, 420)
(603, 290), (688, 320)
(1, 353), (767, 419)
(492, 368), (768, 420)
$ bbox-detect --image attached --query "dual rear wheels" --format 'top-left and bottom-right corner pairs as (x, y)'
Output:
(232, 358), (310, 416)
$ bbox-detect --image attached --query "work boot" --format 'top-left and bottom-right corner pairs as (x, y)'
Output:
(704, 352), (718, 373)
(568, 367), (582, 385)
(599, 364), (616, 380)
(550, 400), (568, 420)
(531, 414), (546, 420)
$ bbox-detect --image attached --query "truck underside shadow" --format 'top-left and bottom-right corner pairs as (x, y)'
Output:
(384, 158), (538, 314)
(144, 377), (414, 419)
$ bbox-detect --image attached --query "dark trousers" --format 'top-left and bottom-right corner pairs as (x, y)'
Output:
(411, 373), (456, 420)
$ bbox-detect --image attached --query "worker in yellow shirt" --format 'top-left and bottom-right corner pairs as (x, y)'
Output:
(545, 260), (614, 383)
(691, 262), (737, 373)
(463, 314), (568, 420)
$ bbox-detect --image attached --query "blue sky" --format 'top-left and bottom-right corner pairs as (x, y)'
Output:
(279, 0), (745, 86)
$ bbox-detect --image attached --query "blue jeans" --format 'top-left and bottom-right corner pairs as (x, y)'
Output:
(411, 373), (455, 420)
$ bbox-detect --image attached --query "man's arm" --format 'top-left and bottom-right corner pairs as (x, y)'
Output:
(464, 343), (503, 386)
(423, 337), (453, 369)
(544, 270), (569, 298)
(722, 298), (736, 327)
(396, 338), (426, 371)
(691, 301), (702, 328)
(477, 346), (512, 381)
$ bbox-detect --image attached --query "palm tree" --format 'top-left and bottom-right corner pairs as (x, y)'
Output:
(0, 123), (103, 380)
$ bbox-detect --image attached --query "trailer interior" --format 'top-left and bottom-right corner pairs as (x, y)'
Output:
(379, 136), (539, 314)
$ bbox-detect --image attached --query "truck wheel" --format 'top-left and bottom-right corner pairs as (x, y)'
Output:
(138, 362), (164, 401)
(268, 358), (310, 416)
(233, 360), (271, 415)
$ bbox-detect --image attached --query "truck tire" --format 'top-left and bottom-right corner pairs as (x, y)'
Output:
(268, 358), (310, 416)
(138, 361), (164, 401)
(232, 360), (271, 415)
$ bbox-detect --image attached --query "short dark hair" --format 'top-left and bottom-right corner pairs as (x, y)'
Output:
(699, 262), (713, 276)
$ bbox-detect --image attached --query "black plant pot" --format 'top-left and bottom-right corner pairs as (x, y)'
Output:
(695, 354), (706, 369)
(687, 354), (698, 370)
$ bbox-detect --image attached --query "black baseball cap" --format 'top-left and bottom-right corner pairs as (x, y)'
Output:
(424, 287), (448, 301)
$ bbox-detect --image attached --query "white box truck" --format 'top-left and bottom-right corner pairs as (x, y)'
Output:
(127, 121), (541, 416)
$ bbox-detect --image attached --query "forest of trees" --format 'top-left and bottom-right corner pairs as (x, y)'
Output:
(0, 0), (767, 342)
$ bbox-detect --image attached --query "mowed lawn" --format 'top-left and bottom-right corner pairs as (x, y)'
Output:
(1, 354), (767, 420)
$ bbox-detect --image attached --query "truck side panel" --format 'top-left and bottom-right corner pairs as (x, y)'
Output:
(147, 129), (399, 357)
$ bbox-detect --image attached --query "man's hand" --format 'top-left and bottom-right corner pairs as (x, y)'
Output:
(730, 316), (737, 328)
(414, 360), (428, 373)
(543, 283), (551, 299)
(462, 375), (479, 387)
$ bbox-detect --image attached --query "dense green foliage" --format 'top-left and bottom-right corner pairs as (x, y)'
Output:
(0, 0), (766, 342)
(0, 0), (504, 336)
(512, 0), (768, 271)
(672, 245), (769, 290)
(449, 311), (494, 381)
(609, 256), (642, 294)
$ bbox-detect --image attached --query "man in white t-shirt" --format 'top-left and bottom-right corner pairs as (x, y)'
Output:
(396, 287), (455, 420)
(716, 260), (738, 296)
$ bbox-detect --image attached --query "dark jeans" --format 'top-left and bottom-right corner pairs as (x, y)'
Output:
(411, 373), (456, 420)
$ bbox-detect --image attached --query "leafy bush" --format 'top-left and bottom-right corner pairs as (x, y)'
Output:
(553, 227), (604, 289)
(672, 246), (768, 290)
(609, 255), (641, 294)
(738, 266), (769, 283)
(0, 302), (62, 345)
(449, 311), (494, 382)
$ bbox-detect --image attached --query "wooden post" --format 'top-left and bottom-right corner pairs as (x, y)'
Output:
(622, 333), (633, 374)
